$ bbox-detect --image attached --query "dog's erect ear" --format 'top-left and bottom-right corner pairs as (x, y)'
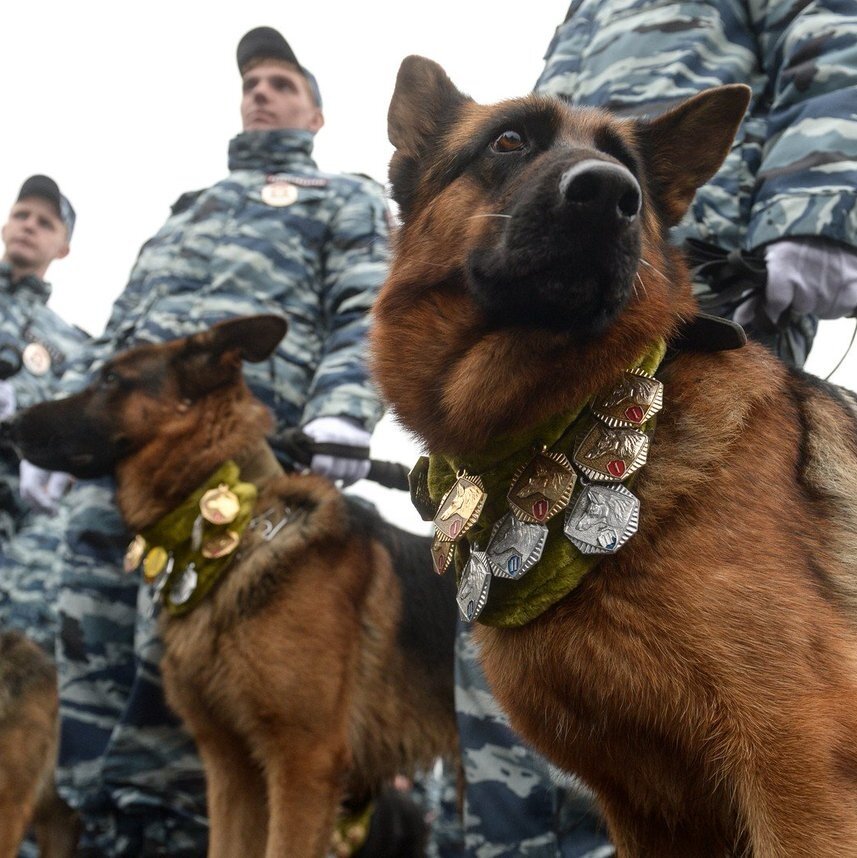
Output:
(388, 55), (470, 154)
(204, 315), (289, 363)
(637, 84), (751, 227)
(177, 315), (288, 398)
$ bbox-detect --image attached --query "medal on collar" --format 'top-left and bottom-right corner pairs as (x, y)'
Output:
(201, 530), (240, 559)
(124, 535), (147, 574)
(200, 484), (240, 525)
(169, 562), (198, 607)
(592, 369), (663, 428)
(22, 342), (51, 375)
(564, 483), (639, 554)
(457, 550), (492, 622)
(433, 471), (487, 542)
(261, 181), (298, 207)
(142, 546), (169, 582)
(485, 512), (548, 580)
(574, 423), (649, 482)
(409, 456), (437, 522)
(430, 534), (455, 576)
(508, 450), (576, 523)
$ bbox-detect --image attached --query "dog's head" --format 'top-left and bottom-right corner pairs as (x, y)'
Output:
(372, 56), (749, 454)
(10, 314), (287, 482)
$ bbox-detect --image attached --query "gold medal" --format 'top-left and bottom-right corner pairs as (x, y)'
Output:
(433, 472), (487, 542)
(22, 342), (51, 375)
(574, 422), (649, 482)
(142, 546), (169, 582)
(592, 368), (663, 429)
(200, 484), (240, 525)
(261, 181), (298, 207)
(507, 450), (577, 523)
(430, 534), (455, 575)
(201, 530), (240, 559)
(123, 535), (147, 573)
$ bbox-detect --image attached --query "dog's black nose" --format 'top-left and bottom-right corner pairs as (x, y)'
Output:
(559, 159), (641, 223)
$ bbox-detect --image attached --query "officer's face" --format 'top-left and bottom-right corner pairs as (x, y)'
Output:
(241, 62), (324, 134)
(1, 197), (69, 279)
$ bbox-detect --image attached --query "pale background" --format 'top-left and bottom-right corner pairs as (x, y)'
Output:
(3, 1), (855, 532)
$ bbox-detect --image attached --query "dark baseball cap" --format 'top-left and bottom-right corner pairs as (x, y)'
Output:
(236, 26), (322, 108)
(17, 175), (75, 239)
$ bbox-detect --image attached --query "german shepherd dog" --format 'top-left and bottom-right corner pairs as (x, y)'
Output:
(9, 315), (458, 858)
(371, 56), (857, 856)
(0, 630), (79, 858)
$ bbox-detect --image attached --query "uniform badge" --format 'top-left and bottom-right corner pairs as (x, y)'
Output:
(573, 423), (649, 482)
(507, 450), (576, 523)
(564, 483), (640, 554)
(485, 512), (548, 580)
(22, 342), (51, 376)
(200, 484), (240, 525)
(592, 369), (663, 428)
(433, 472), (487, 542)
(123, 535), (147, 573)
(456, 550), (492, 622)
(261, 181), (298, 207)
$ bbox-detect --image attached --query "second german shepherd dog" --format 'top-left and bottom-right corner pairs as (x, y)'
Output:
(371, 56), (857, 856)
(10, 315), (458, 858)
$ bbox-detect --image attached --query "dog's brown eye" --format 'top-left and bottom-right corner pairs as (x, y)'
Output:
(492, 131), (527, 154)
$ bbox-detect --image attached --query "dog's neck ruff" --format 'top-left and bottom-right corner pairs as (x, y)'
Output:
(123, 461), (258, 617)
(414, 340), (666, 628)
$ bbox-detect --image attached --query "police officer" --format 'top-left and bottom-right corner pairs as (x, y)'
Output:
(0, 176), (87, 652)
(36, 27), (389, 855)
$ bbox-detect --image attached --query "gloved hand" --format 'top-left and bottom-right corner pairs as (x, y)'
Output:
(302, 416), (372, 487)
(0, 381), (15, 421)
(735, 237), (857, 326)
(19, 460), (74, 514)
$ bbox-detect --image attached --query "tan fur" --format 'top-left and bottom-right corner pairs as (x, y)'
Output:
(373, 57), (857, 856)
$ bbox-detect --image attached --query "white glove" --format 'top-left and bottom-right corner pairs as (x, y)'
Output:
(302, 416), (372, 487)
(19, 460), (74, 514)
(762, 238), (857, 322)
(0, 381), (15, 421)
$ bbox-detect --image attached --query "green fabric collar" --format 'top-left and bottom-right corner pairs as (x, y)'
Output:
(130, 461), (257, 617)
(426, 341), (665, 628)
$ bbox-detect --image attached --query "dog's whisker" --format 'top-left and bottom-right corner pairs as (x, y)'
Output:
(635, 272), (649, 299)
(467, 213), (513, 220)
(639, 258), (667, 280)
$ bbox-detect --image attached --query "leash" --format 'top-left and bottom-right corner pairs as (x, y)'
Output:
(269, 427), (410, 491)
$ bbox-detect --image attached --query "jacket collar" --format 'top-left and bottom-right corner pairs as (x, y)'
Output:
(228, 128), (317, 173)
(0, 261), (52, 304)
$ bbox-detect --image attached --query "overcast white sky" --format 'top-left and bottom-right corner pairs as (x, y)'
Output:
(3, 1), (856, 531)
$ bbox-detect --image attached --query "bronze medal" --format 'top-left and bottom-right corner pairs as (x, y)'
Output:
(430, 533), (455, 576)
(507, 450), (577, 523)
(564, 483), (640, 554)
(200, 484), (240, 525)
(573, 423), (649, 482)
(433, 472), (487, 542)
(456, 550), (492, 623)
(123, 534), (147, 574)
(408, 456), (437, 521)
(201, 530), (240, 559)
(142, 546), (169, 582)
(22, 342), (51, 376)
(261, 181), (298, 207)
(592, 369), (664, 429)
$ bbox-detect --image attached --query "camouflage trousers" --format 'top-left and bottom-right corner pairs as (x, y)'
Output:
(53, 478), (208, 856)
(455, 621), (614, 858)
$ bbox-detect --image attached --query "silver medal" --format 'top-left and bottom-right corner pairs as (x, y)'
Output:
(485, 512), (548, 580)
(147, 554), (174, 618)
(456, 551), (492, 623)
(563, 483), (640, 554)
(169, 562), (198, 607)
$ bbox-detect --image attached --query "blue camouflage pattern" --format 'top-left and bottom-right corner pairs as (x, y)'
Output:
(0, 263), (86, 651)
(33, 128), (390, 855)
(535, 0), (857, 366)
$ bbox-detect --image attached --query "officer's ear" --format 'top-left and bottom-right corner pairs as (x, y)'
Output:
(54, 243), (70, 262)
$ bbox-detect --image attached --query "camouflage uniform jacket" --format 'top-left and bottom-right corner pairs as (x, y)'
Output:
(67, 128), (389, 433)
(0, 263), (87, 535)
(536, 0), (857, 364)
